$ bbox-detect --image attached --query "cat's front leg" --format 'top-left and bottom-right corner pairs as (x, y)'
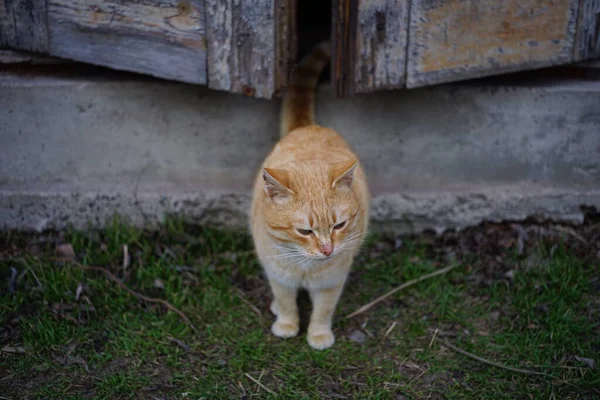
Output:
(307, 284), (345, 350)
(268, 279), (300, 338)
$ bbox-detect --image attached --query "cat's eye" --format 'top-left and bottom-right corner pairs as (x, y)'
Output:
(297, 228), (313, 236)
(333, 221), (346, 230)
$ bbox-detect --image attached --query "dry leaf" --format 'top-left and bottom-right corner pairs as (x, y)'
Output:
(62, 340), (80, 355)
(2, 345), (26, 354)
(154, 278), (165, 289)
(504, 270), (516, 280)
(75, 282), (84, 301)
(347, 330), (367, 344)
(122, 244), (130, 269)
(574, 356), (596, 369)
(488, 310), (501, 321)
(394, 238), (403, 249)
(54, 354), (89, 372)
(168, 336), (190, 351)
(56, 243), (75, 260)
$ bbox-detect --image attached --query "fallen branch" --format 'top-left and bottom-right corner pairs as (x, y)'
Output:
(244, 373), (277, 397)
(77, 263), (197, 332)
(438, 338), (553, 377)
(346, 265), (457, 318)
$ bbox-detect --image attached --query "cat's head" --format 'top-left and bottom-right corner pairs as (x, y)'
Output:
(261, 159), (364, 262)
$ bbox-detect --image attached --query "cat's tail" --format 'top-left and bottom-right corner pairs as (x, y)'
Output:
(280, 40), (331, 137)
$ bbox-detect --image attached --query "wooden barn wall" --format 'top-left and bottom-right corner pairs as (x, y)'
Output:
(574, 0), (600, 61)
(1, 0), (207, 85)
(205, 0), (295, 98)
(0, 0), (49, 53)
(354, 0), (410, 93)
(2, 0), (599, 98)
(48, 0), (207, 85)
(1, 0), (294, 99)
(334, 0), (600, 97)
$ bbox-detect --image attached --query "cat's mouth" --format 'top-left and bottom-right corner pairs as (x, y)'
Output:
(310, 252), (338, 262)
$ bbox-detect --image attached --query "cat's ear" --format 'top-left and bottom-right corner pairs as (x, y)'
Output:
(263, 168), (294, 203)
(331, 159), (358, 189)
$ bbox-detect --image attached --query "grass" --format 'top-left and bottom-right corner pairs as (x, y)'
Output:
(1, 217), (599, 399)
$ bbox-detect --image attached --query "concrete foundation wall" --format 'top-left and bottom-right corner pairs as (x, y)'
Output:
(1, 71), (599, 233)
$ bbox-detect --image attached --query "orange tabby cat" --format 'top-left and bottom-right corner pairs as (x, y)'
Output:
(250, 41), (370, 350)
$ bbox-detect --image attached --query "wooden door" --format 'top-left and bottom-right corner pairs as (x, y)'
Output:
(333, 0), (600, 97)
(0, 0), (296, 99)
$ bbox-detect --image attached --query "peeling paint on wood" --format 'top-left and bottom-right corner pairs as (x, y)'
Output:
(46, 0), (206, 84)
(205, 0), (232, 92)
(355, 0), (409, 93)
(407, 0), (580, 88)
(2, 0), (595, 97)
(0, 0), (48, 52)
(206, 0), (285, 99)
(574, 0), (600, 61)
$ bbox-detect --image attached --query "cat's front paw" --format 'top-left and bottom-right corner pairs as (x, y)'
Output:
(271, 320), (299, 338)
(307, 331), (335, 350)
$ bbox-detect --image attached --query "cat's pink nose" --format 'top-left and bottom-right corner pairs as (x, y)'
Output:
(320, 243), (334, 257)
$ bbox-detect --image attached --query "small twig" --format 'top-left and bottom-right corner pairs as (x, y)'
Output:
(27, 268), (43, 290)
(76, 263), (197, 332)
(551, 225), (587, 244)
(532, 365), (585, 370)
(359, 319), (375, 338)
(244, 373), (277, 397)
(347, 265), (457, 318)
(408, 367), (429, 385)
(428, 328), (439, 349)
(437, 338), (553, 377)
(238, 380), (247, 397)
(383, 321), (397, 339)
(167, 336), (190, 352)
(233, 288), (263, 319)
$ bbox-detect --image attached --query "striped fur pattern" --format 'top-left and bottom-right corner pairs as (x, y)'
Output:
(250, 41), (370, 350)
(280, 40), (331, 137)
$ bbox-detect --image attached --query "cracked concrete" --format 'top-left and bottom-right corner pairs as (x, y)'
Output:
(0, 71), (599, 233)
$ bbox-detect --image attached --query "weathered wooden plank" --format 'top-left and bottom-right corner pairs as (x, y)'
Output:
(274, 0), (296, 94)
(206, 0), (282, 99)
(573, 0), (600, 61)
(205, 0), (232, 92)
(46, 0), (206, 84)
(0, 0), (49, 52)
(407, 0), (580, 89)
(354, 0), (410, 93)
(332, 0), (359, 98)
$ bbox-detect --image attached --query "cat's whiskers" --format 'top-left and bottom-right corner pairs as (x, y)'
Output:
(336, 235), (365, 254)
(268, 252), (305, 261)
(299, 256), (315, 269)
